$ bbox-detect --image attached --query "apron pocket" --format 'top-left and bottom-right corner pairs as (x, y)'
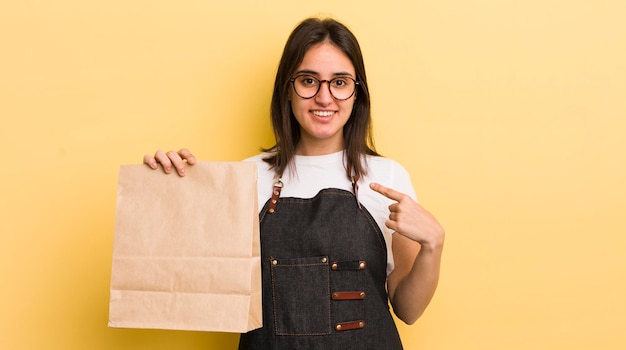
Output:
(270, 256), (331, 335)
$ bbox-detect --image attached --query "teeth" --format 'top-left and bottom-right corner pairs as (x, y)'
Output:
(313, 111), (333, 117)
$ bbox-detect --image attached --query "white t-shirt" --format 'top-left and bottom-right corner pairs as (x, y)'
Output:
(244, 151), (417, 275)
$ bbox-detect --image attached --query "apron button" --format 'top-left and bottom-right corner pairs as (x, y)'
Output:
(321, 257), (327, 263)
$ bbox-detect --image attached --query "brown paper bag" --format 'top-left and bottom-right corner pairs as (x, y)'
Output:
(108, 162), (262, 333)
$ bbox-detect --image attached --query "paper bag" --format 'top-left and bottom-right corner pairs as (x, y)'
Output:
(108, 162), (262, 333)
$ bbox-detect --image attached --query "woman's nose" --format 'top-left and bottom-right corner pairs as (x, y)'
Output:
(314, 80), (333, 104)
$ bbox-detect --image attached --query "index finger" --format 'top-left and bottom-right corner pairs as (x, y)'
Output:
(369, 182), (405, 202)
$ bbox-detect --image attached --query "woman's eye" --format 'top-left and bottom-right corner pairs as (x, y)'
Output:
(332, 79), (348, 87)
(300, 77), (317, 86)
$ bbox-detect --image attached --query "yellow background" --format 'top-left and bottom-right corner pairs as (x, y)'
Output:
(1, 1), (624, 349)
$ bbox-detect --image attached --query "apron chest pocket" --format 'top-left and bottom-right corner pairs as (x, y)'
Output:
(270, 256), (331, 335)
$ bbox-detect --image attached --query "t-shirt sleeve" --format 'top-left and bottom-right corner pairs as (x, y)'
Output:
(389, 160), (418, 203)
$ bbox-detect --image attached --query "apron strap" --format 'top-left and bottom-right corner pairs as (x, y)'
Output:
(268, 179), (283, 214)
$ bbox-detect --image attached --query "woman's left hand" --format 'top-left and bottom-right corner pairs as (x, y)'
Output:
(369, 182), (444, 250)
(370, 182), (444, 324)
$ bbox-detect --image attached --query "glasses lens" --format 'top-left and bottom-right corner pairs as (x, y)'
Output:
(293, 75), (356, 100)
(293, 76), (319, 99)
(329, 77), (355, 100)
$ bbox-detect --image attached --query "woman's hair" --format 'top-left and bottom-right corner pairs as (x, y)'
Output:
(263, 17), (379, 180)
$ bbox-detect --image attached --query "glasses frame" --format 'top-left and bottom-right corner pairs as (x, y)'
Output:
(289, 75), (359, 101)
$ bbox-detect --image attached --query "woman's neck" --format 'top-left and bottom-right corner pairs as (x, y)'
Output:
(295, 138), (344, 156)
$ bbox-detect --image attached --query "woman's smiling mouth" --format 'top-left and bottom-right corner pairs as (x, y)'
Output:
(312, 110), (334, 117)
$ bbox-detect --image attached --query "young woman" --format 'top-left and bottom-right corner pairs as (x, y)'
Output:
(144, 17), (444, 349)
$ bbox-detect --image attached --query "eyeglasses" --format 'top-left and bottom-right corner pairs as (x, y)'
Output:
(289, 75), (359, 100)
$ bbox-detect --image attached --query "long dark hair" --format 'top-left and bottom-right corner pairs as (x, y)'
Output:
(263, 17), (379, 180)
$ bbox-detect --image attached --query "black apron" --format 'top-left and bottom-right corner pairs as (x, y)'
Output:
(239, 187), (403, 350)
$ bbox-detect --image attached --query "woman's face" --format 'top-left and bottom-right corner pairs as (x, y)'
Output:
(290, 41), (356, 155)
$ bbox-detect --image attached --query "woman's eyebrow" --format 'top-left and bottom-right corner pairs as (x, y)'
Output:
(294, 69), (355, 78)
(332, 71), (355, 77)
(294, 69), (319, 76)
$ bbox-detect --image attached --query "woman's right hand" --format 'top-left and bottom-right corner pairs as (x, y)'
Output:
(143, 148), (196, 177)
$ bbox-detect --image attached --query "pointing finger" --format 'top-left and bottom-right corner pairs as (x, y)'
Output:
(369, 182), (406, 202)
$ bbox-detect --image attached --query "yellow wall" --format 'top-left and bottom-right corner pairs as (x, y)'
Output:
(1, 1), (625, 349)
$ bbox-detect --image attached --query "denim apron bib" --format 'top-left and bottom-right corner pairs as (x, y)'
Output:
(238, 185), (403, 349)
